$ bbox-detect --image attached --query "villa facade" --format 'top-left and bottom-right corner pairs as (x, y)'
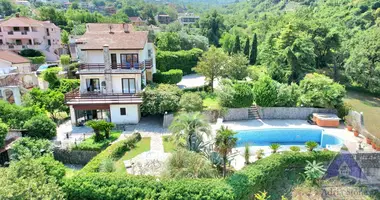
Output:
(0, 14), (62, 61)
(65, 23), (156, 125)
(178, 13), (200, 26)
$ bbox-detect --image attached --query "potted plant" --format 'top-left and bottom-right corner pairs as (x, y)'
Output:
(352, 120), (360, 137)
(344, 115), (353, 131)
(372, 139), (377, 150)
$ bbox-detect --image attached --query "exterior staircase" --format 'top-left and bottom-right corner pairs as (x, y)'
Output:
(248, 104), (261, 120)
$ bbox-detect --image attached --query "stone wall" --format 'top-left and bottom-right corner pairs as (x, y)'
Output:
(223, 108), (249, 121)
(258, 107), (337, 120)
(53, 148), (99, 165)
(5, 130), (22, 141)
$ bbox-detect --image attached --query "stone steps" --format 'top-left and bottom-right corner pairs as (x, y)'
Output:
(248, 105), (261, 120)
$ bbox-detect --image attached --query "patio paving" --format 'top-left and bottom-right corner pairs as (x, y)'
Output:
(55, 120), (94, 148)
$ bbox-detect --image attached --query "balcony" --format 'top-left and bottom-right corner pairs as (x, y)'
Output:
(78, 59), (152, 74)
(65, 89), (143, 104)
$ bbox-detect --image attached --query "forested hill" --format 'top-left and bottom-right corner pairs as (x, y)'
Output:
(216, 0), (380, 93)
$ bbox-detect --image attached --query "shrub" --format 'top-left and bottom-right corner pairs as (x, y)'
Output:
(244, 143), (250, 164)
(248, 66), (268, 81)
(269, 143), (281, 153)
(0, 121), (8, 148)
(20, 49), (43, 57)
(23, 115), (56, 139)
(42, 67), (61, 89)
(80, 133), (141, 173)
(156, 48), (203, 75)
(336, 102), (352, 119)
(10, 137), (53, 161)
(304, 160), (326, 185)
(0, 100), (45, 129)
(218, 80), (254, 108)
(305, 141), (318, 151)
(256, 149), (265, 159)
(27, 56), (46, 64)
(153, 69), (183, 84)
(58, 79), (80, 93)
(110, 132), (141, 159)
(275, 83), (301, 107)
(290, 146), (301, 152)
(253, 76), (278, 107)
(298, 73), (346, 109)
(85, 120), (115, 142)
(35, 156), (66, 181)
(141, 84), (182, 115)
(99, 158), (115, 172)
(179, 92), (203, 112)
(73, 131), (121, 151)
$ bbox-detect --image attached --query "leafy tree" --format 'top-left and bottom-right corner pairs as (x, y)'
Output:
(298, 73), (346, 108)
(37, 6), (67, 26)
(10, 137), (53, 161)
(19, 49), (43, 57)
(23, 115), (56, 139)
(42, 67), (61, 90)
(215, 126), (237, 177)
(249, 33), (258, 65)
(194, 46), (228, 92)
(169, 112), (211, 152)
(0, 121), (8, 148)
(199, 10), (225, 47)
(345, 28), (380, 93)
(85, 120), (115, 142)
(224, 53), (249, 80)
(0, 100), (45, 129)
(178, 32), (209, 51)
(156, 32), (181, 51)
(179, 93), (203, 112)
(0, 158), (65, 199)
(141, 84), (182, 115)
(220, 32), (235, 54)
(165, 149), (217, 179)
(0, 0), (14, 17)
(232, 35), (241, 54)
(34, 156), (66, 181)
(253, 76), (278, 107)
(243, 37), (250, 57)
(275, 83), (301, 107)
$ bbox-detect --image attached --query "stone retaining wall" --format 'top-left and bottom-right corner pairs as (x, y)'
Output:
(53, 148), (99, 165)
(223, 108), (249, 121)
(258, 107), (337, 120)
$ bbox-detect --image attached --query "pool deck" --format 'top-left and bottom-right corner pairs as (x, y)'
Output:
(211, 119), (377, 170)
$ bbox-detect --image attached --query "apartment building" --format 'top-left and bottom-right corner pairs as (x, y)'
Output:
(65, 23), (156, 125)
(178, 13), (200, 26)
(0, 14), (61, 61)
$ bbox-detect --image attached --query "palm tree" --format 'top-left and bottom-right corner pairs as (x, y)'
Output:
(169, 112), (211, 152)
(215, 126), (237, 178)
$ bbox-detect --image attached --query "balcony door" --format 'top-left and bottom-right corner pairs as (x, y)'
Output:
(120, 54), (138, 69)
(122, 78), (136, 94)
(86, 78), (100, 93)
(111, 54), (117, 69)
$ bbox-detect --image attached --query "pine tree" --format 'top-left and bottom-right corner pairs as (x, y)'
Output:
(250, 33), (258, 65)
(232, 35), (241, 54)
(244, 38), (250, 57)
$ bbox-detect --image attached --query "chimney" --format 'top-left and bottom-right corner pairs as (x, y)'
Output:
(123, 23), (129, 33)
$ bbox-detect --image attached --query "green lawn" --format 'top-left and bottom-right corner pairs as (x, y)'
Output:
(162, 135), (176, 153)
(115, 137), (151, 173)
(344, 90), (380, 138)
(203, 93), (220, 110)
(73, 131), (122, 151)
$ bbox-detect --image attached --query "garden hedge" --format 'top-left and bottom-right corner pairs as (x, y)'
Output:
(80, 133), (141, 173)
(153, 69), (183, 84)
(66, 151), (336, 199)
(156, 48), (203, 75)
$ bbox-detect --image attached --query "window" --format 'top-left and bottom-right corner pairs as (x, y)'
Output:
(48, 40), (51, 45)
(122, 78), (136, 94)
(120, 108), (126, 116)
(120, 54), (138, 68)
(28, 39), (32, 45)
(86, 78), (100, 92)
(13, 27), (20, 31)
(0, 40), (2, 45)
(24, 27), (29, 32)
(111, 54), (117, 69)
(148, 49), (152, 58)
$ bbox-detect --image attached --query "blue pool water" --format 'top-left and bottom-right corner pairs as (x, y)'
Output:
(235, 128), (342, 148)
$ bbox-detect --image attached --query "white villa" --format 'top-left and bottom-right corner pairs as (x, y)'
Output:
(65, 23), (156, 125)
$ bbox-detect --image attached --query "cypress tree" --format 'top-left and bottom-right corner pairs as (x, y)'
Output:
(250, 33), (258, 65)
(232, 35), (241, 54)
(244, 37), (250, 57)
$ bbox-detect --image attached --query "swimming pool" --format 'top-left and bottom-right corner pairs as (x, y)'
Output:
(235, 128), (342, 148)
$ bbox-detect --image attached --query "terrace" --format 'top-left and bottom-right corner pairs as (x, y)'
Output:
(77, 59), (152, 74)
(64, 89), (142, 104)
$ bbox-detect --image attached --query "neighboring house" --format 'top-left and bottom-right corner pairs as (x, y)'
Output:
(66, 23), (156, 125)
(129, 17), (146, 27)
(0, 14), (62, 61)
(0, 50), (38, 105)
(178, 13), (200, 26)
(155, 14), (171, 24)
(14, 0), (31, 7)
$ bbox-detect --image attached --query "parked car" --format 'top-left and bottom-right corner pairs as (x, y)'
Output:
(36, 64), (59, 75)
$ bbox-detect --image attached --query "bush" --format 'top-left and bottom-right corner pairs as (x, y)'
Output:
(156, 48), (203, 75)
(275, 83), (300, 107)
(85, 120), (115, 142)
(305, 141), (318, 151)
(290, 146), (301, 152)
(0, 100), (45, 129)
(253, 76), (278, 107)
(227, 151), (337, 199)
(73, 131), (121, 151)
(218, 81), (254, 108)
(23, 115), (56, 139)
(0, 121), (8, 148)
(99, 158), (115, 172)
(27, 56), (46, 64)
(35, 156), (66, 181)
(298, 73), (346, 109)
(42, 67), (61, 90)
(58, 79), (80, 93)
(141, 84), (183, 115)
(179, 92), (203, 112)
(10, 137), (53, 161)
(336, 102), (352, 118)
(80, 133), (141, 173)
(153, 69), (183, 84)
(20, 49), (43, 57)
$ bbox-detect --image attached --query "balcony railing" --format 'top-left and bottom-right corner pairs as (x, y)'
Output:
(78, 59), (153, 73)
(65, 89), (142, 104)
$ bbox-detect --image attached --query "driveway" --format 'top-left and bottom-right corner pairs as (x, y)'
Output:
(177, 74), (219, 89)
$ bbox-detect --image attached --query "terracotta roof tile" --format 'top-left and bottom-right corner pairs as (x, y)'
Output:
(77, 23), (148, 50)
(0, 51), (30, 64)
(0, 16), (59, 28)
(129, 17), (144, 22)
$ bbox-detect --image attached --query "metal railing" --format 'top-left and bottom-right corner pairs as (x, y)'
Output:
(78, 59), (153, 72)
(64, 89), (142, 103)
